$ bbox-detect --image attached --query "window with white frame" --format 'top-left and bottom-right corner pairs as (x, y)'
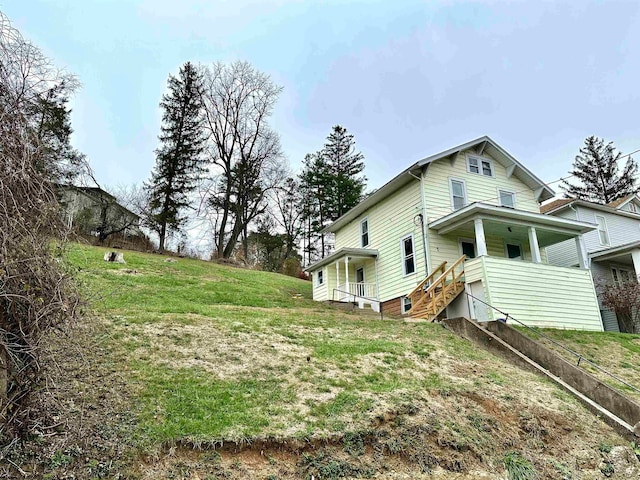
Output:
(450, 179), (467, 210)
(360, 218), (369, 247)
(629, 202), (638, 213)
(498, 189), (516, 208)
(316, 269), (324, 286)
(612, 267), (635, 287)
(401, 296), (412, 314)
(467, 156), (494, 177)
(595, 215), (610, 246)
(401, 235), (415, 275)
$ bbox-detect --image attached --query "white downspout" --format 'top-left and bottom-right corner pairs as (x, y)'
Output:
(408, 168), (431, 276)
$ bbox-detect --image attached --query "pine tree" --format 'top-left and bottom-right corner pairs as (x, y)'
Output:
(145, 62), (205, 251)
(322, 125), (367, 221)
(562, 136), (638, 204)
(299, 152), (331, 261)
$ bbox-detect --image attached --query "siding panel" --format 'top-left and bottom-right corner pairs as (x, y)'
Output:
(479, 257), (603, 331)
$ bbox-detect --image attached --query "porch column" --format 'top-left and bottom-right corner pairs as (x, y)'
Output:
(474, 218), (488, 257)
(575, 235), (589, 269)
(528, 227), (542, 264)
(336, 261), (340, 288)
(631, 249), (640, 281)
(344, 256), (350, 292)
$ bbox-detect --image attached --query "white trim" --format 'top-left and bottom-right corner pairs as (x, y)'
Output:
(356, 265), (365, 283)
(611, 265), (634, 287)
(360, 217), (369, 248)
(458, 237), (477, 259)
(466, 154), (495, 178)
(504, 241), (524, 260)
(401, 295), (412, 314)
(400, 233), (416, 276)
(595, 214), (611, 246)
(449, 177), (468, 211)
(497, 188), (517, 209)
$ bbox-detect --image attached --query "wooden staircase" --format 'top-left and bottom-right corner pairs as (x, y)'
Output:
(407, 255), (466, 321)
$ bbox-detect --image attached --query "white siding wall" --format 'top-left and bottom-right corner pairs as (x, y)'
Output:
(423, 149), (540, 223)
(575, 206), (640, 252)
(590, 261), (620, 332)
(544, 208), (580, 267)
(312, 268), (329, 301)
(469, 257), (603, 331)
(423, 148), (542, 270)
(333, 181), (427, 302)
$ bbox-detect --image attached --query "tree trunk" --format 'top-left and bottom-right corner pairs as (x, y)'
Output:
(0, 311), (8, 409)
(159, 222), (166, 252)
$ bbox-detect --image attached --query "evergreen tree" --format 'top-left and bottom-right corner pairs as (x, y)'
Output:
(298, 126), (367, 262)
(299, 152), (331, 261)
(562, 136), (638, 204)
(145, 62), (205, 251)
(322, 125), (367, 221)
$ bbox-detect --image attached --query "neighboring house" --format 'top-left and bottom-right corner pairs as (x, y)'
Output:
(306, 136), (604, 331)
(542, 194), (640, 332)
(56, 184), (141, 239)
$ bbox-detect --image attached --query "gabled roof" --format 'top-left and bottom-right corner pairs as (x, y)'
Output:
(322, 136), (555, 234)
(607, 194), (640, 210)
(541, 197), (640, 220)
(539, 198), (574, 214)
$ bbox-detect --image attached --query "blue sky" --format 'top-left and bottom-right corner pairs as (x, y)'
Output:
(5, 0), (640, 195)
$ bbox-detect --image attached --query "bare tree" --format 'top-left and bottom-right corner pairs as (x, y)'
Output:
(271, 176), (304, 260)
(0, 12), (84, 183)
(0, 13), (80, 442)
(199, 61), (285, 259)
(599, 280), (640, 333)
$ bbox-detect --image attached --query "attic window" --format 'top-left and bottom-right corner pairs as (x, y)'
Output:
(467, 156), (494, 177)
(630, 203), (637, 213)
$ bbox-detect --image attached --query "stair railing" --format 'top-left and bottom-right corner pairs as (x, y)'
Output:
(332, 288), (383, 320)
(406, 260), (447, 309)
(408, 255), (466, 317)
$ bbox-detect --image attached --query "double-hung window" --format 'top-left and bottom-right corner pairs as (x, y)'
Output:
(595, 215), (610, 246)
(360, 218), (369, 247)
(498, 189), (516, 208)
(316, 270), (324, 286)
(401, 235), (415, 275)
(467, 156), (494, 177)
(450, 179), (467, 211)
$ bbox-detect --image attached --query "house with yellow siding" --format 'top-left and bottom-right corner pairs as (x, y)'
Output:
(306, 136), (604, 331)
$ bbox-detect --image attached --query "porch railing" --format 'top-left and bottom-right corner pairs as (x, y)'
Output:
(336, 282), (377, 300)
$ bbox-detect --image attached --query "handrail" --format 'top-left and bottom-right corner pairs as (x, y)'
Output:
(407, 260), (447, 300)
(408, 255), (466, 317)
(465, 291), (640, 396)
(332, 288), (383, 320)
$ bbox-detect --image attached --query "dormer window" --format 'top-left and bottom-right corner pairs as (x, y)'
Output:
(629, 203), (637, 213)
(467, 156), (494, 177)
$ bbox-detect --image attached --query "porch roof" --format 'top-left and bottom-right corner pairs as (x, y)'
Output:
(590, 240), (640, 262)
(429, 203), (596, 246)
(305, 247), (378, 272)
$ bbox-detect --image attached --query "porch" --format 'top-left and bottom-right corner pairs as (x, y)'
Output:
(589, 241), (640, 332)
(307, 247), (380, 311)
(424, 203), (603, 330)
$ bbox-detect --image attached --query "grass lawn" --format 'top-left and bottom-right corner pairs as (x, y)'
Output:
(32, 243), (636, 479)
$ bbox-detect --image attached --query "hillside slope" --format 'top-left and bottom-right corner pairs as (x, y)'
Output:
(12, 244), (640, 479)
